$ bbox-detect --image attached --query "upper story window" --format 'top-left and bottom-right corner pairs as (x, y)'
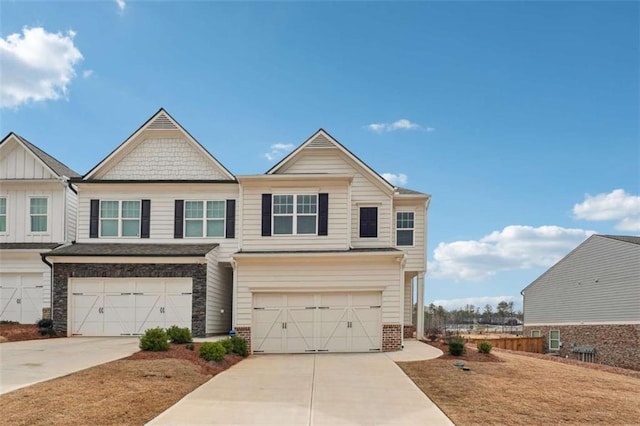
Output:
(30, 197), (48, 233)
(0, 197), (6, 233)
(359, 207), (378, 238)
(185, 200), (225, 237)
(100, 200), (141, 237)
(396, 211), (414, 246)
(273, 194), (317, 235)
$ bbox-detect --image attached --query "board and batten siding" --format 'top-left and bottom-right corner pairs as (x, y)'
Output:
(206, 250), (233, 334)
(0, 251), (51, 306)
(100, 138), (232, 181)
(240, 181), (349, 251)
(75, 183), (240, 259)
(234, 255), (403, 327)
(393, 201), (426, 271)
(65, 186), (78, 243)
(0, 143), (57, 180)
(276, 150), (393, 248)
(523, 235), (640, 325)
(0, 182), (67, 243)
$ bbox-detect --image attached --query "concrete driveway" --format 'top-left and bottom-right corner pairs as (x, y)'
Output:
(0, 337), (140, 395)
(150, 341), (452, 425)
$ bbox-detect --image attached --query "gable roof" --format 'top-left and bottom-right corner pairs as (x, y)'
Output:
(0, 132), (80, 178)
(83, 108), (235, 180)
(266, 129), (395, 192)
(599, 235), (640, 245)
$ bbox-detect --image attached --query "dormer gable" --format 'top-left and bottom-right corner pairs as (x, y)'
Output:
(84, 109), (235, 181)
(266, 129), (395, 195)
(0, 132), (80, 180)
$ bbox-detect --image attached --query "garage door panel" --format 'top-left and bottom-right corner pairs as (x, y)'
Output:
(71, 294), (102, 335)
(286, 294), (315, 307)
(253, 308), (283, 352)
(0, 287), (19, 322)
(286, 308), (315, 352)
(164, 294), (192, 329)
(134, 294), (164, 333)
(104, 294), (134, 335)
(351, 292), (381, 306)
(20, 287), (43, 324)
(319, 293), (348, 306)
(254, 293), (283, 308)
(0, 273), (45, 324)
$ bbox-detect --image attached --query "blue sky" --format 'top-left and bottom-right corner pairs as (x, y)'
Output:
(1, 1), (638, 312)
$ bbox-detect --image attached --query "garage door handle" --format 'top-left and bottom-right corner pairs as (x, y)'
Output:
(16, 298), (21, 304)
(282, 322), (287, 329)
(160, 307), (165, 313)
(98, 307), (103, 314)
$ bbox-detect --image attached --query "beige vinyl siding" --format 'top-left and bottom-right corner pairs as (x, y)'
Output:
(206, 251), (233, 334)
(234, 255), (402, 327)
(240, 181), (349, 251)
(404, 276), (413, 324)
(523, 236), (640, 324)
(65, 186), (78, 243)
(0, 182), (67, 243)
(75, 183), (240, 258)
(276, 149), (393, 248)
(0, 143), (56, 179)
(393, 201), (426, 271)
(0, 251), (51, 307)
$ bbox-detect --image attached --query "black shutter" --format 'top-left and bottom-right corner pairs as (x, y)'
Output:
(318, 193), (328, 236)
(174, 200), (184, 238)
(225, 199), (236, 239)
(141, 199), (151, 238)
(360, 207), (378, 238)
(261, 194), (272, 236)
(89, 199), (99, 238)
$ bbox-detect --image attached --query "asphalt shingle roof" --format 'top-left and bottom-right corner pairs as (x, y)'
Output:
(11, 133), (80, 178)
(395, 186), (428, 196)
(0, 243), (62, 250)
(599, 235), (640, 245)
(45, 243), (218, 257)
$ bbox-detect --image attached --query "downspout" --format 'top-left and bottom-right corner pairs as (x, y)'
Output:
(40, 252), (54, 321)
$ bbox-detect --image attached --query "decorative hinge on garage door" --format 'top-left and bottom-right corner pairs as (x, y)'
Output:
(369, 348), (381, 351)
(318, 306), (330, 309)
(72, 293), (83, 295)
(254, 350), (265, 353)
(305, 349), (316, 352)
(253, 307), (265, 310)
(181, 292), (192, 295)
(305, 306), (316, 309)
(317, 349), (329, 352)
(370, 305), (381, 308)
(36, 285), (43, 288)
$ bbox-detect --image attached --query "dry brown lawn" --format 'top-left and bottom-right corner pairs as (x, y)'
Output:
(399, 348), (640, 425)
(0, 344), (244, 426)
(0, 323), (59, 342)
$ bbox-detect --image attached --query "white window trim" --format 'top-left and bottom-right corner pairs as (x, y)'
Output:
(27, 195), (50, 235)
(184, 200), (226, 238)
(99, 200), (141, 238)
(549, 330), (560, 351)
(396, 210), (415, 247)
(358, 206), (379, 239)
(530, 330), (541, 338)
(0, 196), (7, 235)
(272, 194), (318, 236)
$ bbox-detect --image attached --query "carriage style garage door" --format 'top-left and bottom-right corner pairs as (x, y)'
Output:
(252, 292), (382, 353)
(70, 278), (192, 336)
(0, 273), (43, 324)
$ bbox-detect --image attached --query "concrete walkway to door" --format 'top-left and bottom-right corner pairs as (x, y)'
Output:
(149, 340), (452, 425)
(0, 337), (140, 395)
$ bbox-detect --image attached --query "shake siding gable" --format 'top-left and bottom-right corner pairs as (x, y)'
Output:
(523, 236), (640, 324)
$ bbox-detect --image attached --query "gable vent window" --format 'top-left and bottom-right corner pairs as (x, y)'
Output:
(100, 200), (141, 237)
(185, 201), (225, 238)
(147, 114), (178, 130)
(396, 211), (415, 246)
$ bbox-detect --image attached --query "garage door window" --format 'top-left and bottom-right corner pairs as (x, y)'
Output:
(0, 197), (6, 233)
(100, 200), (141, 237)
(184, 201), (225, 237)
(29, 197), (48, 233)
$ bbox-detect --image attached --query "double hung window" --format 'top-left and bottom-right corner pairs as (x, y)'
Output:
(273, 194), (317, 235)
(30, 197), (48, 233)
(184, 201), (225, 237)
(396, 211), (415, 246)
(100, 200), (141, 237)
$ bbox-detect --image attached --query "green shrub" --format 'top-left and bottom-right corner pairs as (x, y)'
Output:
(186, 343), (195, 351)
(448, 337), (465, 356)
(230, 336), (248, 357)
(166, 325), (192, 344)
(37, 318), (53, 329)
(199, 341), (226, 362)
(477, 340), (492, 354)
(220, 338), (234, 354)
(139, 327), (169, 352)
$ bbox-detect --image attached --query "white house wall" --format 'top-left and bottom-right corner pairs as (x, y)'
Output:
(206, 251), (233, 334)
(75, 183), (239, 259)
(0, 181), (67, 243)
(523, 236), (640, 324)
(65, 186), (78, 243)
(277, 150), (393, 248)
(0, 143), (56, 180)
(393, 200), (426, 271)
(234, 256), (402, 328)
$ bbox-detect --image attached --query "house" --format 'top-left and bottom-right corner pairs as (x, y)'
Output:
(41, 109), (430, 354)
(521, 234), (640, 370)
(0, 133), (80, 323)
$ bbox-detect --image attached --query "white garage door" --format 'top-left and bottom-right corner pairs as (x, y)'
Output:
(253, 292), (381, 353)
(70, 278), (192, 336)
(0, 273), (43, 324)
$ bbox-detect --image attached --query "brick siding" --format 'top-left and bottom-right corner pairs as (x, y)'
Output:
(403, 324), (415, 339)
(382, 323), (402, 352)
(235, 326), (252, 354)
(52, 263), (207, 337)
(523, 324), (640, 371)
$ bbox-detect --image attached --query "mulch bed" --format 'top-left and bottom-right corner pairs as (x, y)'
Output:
(0, 323), (60, 342)
(423, 340), (503, 362)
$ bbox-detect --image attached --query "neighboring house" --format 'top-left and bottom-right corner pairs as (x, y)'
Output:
(521, 234), (640, 370)
(0, 133), (80, 323)
(40, 109), (430, 354)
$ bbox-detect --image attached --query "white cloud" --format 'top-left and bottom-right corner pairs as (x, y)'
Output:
(429, 296), (521, 311)
(82, 69), (94, 78)
(382, 172), (408, 186)
(116, 0), (126, 12)
(0, 27), (83, 108)
(430, 225), (595, 281)
(573, 189), (640, 232)
(264, 143), (295, 161)
(366, 119), (429, 133)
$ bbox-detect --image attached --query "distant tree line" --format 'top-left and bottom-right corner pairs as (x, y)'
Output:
(423, 301), (523, 334)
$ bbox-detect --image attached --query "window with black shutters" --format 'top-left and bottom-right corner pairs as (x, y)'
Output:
(359, 207), (378, 238)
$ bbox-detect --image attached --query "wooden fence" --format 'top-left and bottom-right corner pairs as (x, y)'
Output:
(468, 336), (544, 354)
